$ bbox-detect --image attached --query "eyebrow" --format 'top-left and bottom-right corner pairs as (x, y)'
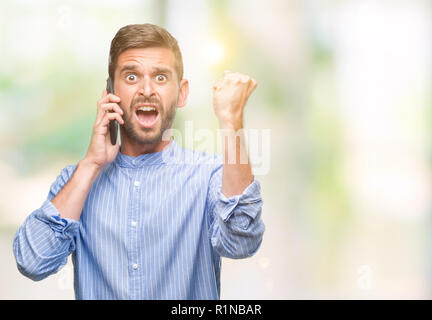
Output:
(154, 67), (173, 77)
(119, 64), (174, 77)
(119, 64), (140, 75)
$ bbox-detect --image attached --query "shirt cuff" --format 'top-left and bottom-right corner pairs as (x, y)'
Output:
(218, 177), (262, 222)
(35, 199), (79, 240)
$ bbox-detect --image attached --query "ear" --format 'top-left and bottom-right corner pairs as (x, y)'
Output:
(177, 78), (189, 108)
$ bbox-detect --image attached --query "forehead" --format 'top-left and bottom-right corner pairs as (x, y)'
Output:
(116, 47), (176, 73)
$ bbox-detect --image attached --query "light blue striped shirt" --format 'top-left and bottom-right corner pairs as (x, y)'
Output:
(13, 140), (265, 299)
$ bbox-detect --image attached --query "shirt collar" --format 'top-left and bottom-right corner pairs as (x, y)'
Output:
(114, 139), (181, 168)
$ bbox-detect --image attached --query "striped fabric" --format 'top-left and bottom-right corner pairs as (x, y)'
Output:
(13, 140), (265, 299)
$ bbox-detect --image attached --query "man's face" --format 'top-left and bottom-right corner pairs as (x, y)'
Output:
(114, 47), (188, 145)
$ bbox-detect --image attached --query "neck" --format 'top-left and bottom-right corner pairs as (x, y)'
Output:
(119, 132), (172, 157)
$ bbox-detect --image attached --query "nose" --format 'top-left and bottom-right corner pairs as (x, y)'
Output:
(138, 75), (155, 97)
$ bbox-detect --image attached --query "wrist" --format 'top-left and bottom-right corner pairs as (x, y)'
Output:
(218, 118), (243, 131)
(79, 157), (103, 178)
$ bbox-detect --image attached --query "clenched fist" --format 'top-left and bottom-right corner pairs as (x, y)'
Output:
(213, 71), (258, 130)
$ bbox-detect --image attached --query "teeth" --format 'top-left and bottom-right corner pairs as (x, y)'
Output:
(137, 106), (156, 112)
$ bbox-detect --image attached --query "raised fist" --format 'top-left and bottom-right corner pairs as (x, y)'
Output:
(213, 71), (258, 129)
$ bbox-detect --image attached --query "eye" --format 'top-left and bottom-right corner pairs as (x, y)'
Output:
(155, 74), (167, 82)
(126, 74), (137, 81)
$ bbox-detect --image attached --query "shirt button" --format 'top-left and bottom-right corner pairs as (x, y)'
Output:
(132, 263), (138, 270)
(131, 221), (137, 227)
(134, 181), (140, 187)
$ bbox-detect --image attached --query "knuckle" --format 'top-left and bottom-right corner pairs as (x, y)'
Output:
(102, 113), (110, 121)
(108, 94), (119, 102)
(100, 104), (107, 110)
(98, 95), (107, 104)
(102, 103), (115, 112)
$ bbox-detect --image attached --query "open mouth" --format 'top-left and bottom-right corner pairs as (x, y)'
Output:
(134, 104), (160, 128)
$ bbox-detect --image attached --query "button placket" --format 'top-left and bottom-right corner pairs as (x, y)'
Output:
(128, 172), (141, 298)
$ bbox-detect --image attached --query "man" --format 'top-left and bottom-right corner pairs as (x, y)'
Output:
(13, 23), (264, 299)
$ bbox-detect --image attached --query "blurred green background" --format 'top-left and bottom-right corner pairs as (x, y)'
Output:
(1, 0), (431, 299)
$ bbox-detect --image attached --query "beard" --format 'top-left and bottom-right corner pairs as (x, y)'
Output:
(122, 96), (177, 145)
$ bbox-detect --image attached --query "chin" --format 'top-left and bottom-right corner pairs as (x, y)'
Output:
(135, 129), (164, 145)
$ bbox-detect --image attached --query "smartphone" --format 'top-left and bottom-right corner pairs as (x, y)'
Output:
(106, 78), (118, 145)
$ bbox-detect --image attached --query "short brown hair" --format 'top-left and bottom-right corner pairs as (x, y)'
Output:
(109, 23), (183, 81)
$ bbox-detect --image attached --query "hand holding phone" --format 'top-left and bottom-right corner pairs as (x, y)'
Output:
(83, 82), (124, 169)
(106, 78), (119, 145)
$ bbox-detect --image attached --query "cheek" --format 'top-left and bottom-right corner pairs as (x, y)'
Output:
(119, 102), (130, 117)
(118, 100), (134, 121)
(119, 92), (133, 110)
(161, 86), (179, 104)
(117, 85), (133, 102)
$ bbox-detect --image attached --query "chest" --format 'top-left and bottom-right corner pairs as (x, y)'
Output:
(80, 165), (211, 244)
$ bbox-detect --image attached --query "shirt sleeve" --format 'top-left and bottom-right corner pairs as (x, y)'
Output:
(12, 164), (79, 281)
(206, 165), (265, 259)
